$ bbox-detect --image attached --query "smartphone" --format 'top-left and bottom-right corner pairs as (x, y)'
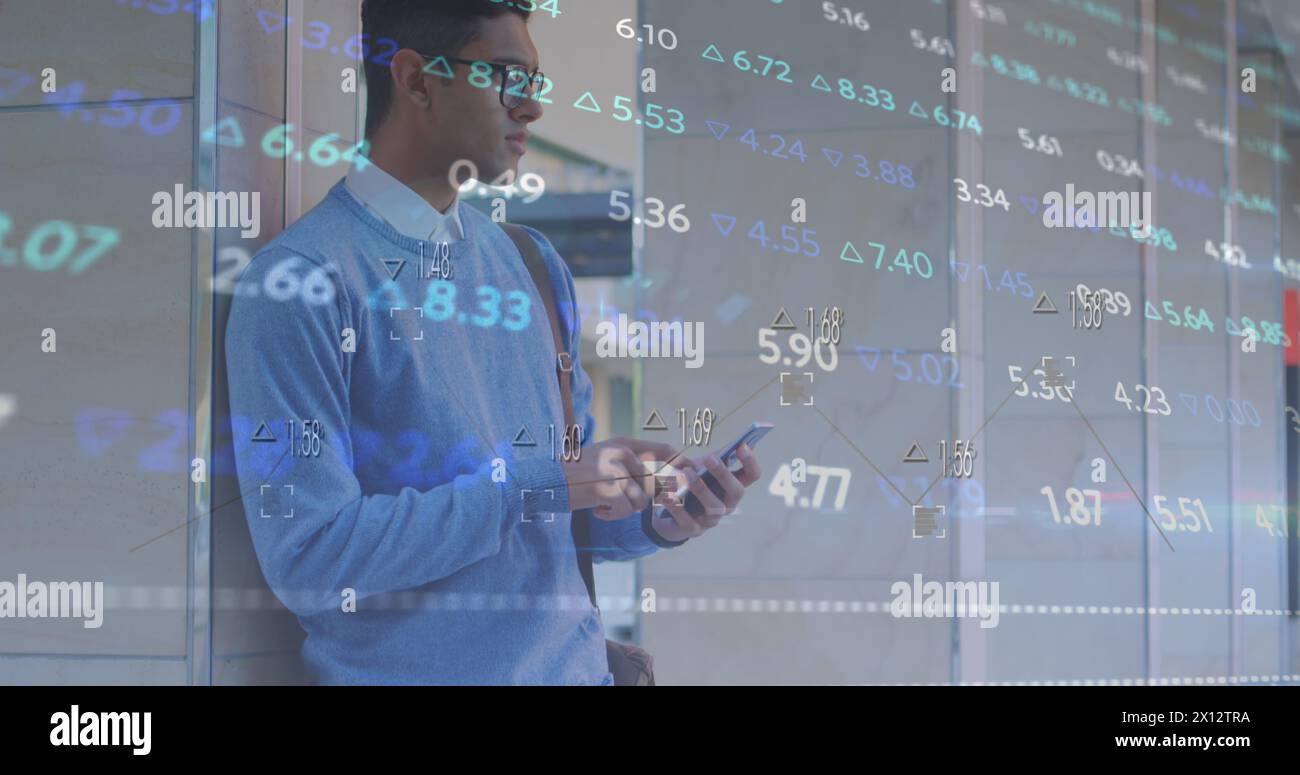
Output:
(671, 422), (774, 518)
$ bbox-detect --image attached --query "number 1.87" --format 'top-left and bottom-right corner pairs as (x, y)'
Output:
(1041, 486), (1100, 526)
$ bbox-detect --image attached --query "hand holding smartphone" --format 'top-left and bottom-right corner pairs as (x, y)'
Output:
(671, 422), (773, 518)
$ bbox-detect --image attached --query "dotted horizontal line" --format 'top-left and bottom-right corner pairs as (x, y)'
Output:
(653, 599), (1298, 616)
(99, 586), (600, 612)
(93, 587), (1299, 617)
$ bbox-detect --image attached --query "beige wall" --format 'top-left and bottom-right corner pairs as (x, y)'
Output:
(0, 0), (198, 681)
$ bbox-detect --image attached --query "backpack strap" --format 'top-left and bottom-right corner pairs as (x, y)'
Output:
(499, 223), (596, 609)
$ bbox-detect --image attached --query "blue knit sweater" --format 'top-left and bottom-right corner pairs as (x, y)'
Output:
(224, 180), (674, 684)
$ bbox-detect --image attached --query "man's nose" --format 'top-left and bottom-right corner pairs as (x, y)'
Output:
(511, 93), (544, 124)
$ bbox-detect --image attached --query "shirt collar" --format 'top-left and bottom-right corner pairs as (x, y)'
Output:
(344, 159), (464, 242)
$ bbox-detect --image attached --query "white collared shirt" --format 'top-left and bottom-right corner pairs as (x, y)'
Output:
(345, 159), (465, 243)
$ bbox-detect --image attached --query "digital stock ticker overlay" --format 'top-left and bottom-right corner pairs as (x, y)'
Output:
(2, 0), (1300, 745)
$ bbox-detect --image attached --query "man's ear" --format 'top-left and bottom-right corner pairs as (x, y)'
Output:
(391, 49), (435, 109)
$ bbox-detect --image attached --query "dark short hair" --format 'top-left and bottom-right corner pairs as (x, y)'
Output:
(361, 0), (531, 137)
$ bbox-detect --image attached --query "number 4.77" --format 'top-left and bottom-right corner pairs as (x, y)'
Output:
(807, 465), (851, 510)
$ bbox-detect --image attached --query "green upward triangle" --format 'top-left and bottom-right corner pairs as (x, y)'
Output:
(840, 241), (865, 264)
(573, 91), (601, 113)
(201, 116), (245, 148)
(421, 56), (455, 78)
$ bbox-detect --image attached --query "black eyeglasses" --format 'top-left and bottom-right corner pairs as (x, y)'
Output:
(418, 54), (545, 109)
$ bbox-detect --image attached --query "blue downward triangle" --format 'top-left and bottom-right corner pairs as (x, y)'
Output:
(256, 10), (288, 34)
(711, 213), (737, 237)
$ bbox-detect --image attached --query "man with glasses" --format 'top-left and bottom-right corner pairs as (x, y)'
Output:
(224, 0), (763, 685)
(426, 56), (546, 110)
